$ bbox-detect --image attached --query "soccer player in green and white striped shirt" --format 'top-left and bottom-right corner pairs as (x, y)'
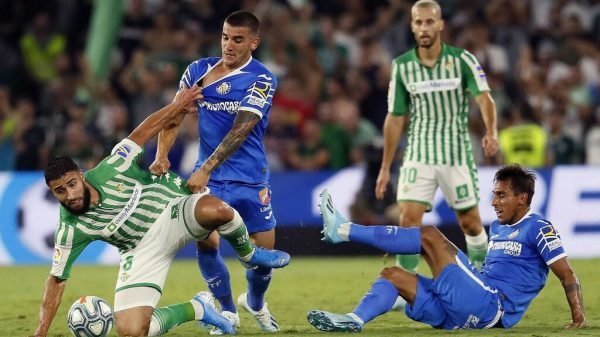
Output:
(30, 85), (289, 337)
(375, 0), (498, 276)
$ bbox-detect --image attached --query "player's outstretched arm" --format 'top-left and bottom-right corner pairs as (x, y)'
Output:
(375, 114), (405, 200)
(474, 91), (498, 158)
(30, 275), (67, 337)
(549, 257), (586, 328)
(187, 109), (260, 193)
(128, 85), (202, 148)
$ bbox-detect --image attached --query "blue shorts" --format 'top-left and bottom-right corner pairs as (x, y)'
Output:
(207, 181), (276, 234)
(405, 251), (503, 330)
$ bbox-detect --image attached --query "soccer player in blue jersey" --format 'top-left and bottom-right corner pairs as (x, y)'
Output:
(151, 11), (280, 333)
(308, 164), (586, 332)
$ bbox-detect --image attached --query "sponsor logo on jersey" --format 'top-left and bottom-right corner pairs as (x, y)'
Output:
(200, 101), (240, 114)
(258, 74), (272, 80)
(489, 240), (522, 256)
(407, 78), (461, 94)
(216, 82), (231, 95)
(508, 229), (521, 239)
(115, 144), (132, 158)
(246, 81), (272, 108)
(102, 183), (142, 237)
(537, 224), (562, 252)
(259, 187), (270, 205)
(53, 247), (63, 265)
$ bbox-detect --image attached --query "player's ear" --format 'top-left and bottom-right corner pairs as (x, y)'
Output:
(250, 36), (260, 52)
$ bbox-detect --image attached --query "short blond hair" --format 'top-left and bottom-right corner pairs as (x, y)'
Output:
(412, 0), (442, 17)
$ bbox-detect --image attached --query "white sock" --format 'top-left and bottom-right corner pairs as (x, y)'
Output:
(347, 312), (364, 325)
(465, 229), (488, 248)
(217, 209), (244, 235)
(190, 298), (205, 320)
(147, 315), (161, 336)
(337, 223), (351, 241)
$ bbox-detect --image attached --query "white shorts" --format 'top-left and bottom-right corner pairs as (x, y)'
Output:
(396, 161), (479, 212)
(114, 191), (211, 311)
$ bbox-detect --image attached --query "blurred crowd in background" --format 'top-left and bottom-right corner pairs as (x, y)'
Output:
(1, 0), (600, 174)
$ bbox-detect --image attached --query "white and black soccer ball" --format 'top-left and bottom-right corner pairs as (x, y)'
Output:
(67, 296), (114, 337)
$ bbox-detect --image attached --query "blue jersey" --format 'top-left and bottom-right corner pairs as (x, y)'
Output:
(179, 57), (277, 184)
(482, 211), (567, 328)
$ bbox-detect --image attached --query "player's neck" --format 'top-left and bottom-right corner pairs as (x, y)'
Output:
(85, 181), (101, 207)
(222, 55), (252, 72)
(417, 42), (442, 67)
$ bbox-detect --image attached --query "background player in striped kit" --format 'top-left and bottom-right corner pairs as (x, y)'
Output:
(375, 0), (498, 274)
(30, 85), (289, 337)
(151, 11), (281, 334)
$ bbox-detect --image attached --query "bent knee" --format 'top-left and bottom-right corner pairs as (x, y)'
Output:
(196, 196), (234, 229)
(420, 225), (443, 245)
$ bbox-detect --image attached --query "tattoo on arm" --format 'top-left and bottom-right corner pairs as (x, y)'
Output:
(202, 110), (260, 173)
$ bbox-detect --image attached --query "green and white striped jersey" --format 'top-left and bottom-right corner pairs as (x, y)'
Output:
(388, 44), (490, 166)
(51, 139), (190, 279)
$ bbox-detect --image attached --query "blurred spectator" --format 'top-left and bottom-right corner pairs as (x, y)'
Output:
(0, 87), (17, 170)
(499, 109), (549, 168)
(585, 109), (600, 165)
(19, 12), (66, 84)
(547, 108), (581, 165)
(13, 97), (47, 170)
(332, 98), (380, 164)
(317, 101), (352, 169)
(287, 118), (330, 170)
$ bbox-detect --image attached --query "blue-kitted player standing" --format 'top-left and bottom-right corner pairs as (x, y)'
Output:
(308, 164), (585, 332)
(151, 11), (280, 334)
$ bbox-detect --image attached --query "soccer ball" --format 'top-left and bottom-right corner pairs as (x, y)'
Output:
(67, 296), (114, 337)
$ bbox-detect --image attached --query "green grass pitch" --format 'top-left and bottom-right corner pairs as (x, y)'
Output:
(2, 257), (598, 337)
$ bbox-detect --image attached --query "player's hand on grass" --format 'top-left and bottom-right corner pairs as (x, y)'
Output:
(565, 320), (587, 329)
(375, 169), (391, 200)
(150, 157), (171, 175)
(187, 169), (210, 193)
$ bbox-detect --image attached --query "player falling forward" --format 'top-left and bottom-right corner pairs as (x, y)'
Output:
(309, 165), (585, 332)
(30, 86), (289, 337)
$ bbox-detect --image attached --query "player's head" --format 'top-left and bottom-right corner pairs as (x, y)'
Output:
(44, 156), (91, 215)
(221, 11), (260, 68)
(410, 0), (444, 49)
(492, 164), (536, 224)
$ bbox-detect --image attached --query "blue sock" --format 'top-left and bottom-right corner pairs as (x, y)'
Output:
(197, 248), (236, 312)
(246, 266), (272, 311)
(349, 225), (421, 254)
(353, 278), (399, 323)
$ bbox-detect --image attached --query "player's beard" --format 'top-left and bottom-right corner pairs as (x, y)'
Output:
(417, 31), (439, 49)
(62, 186), (91, 215)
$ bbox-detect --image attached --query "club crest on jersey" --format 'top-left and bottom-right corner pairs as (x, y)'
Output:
(53, 247), (63, 265)
(508, 229), (521, 239)
(216, 82), (231, 95)
(258, 187), (271, 205)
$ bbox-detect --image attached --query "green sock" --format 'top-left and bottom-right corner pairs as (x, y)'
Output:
(467, 243), (488, 269)
(396, 254), (420, 272)
(148, 302), (195, 336)
(217, 209), (254, 258)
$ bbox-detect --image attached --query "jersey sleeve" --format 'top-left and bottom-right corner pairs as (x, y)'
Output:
(103, 138), (144, 173)
(50, 222), (93, 280)
(388, 60), (410, 116)
(239, 74), (277, 118)
(459, 50), (490, 97)
(531, 219), (567, 265)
